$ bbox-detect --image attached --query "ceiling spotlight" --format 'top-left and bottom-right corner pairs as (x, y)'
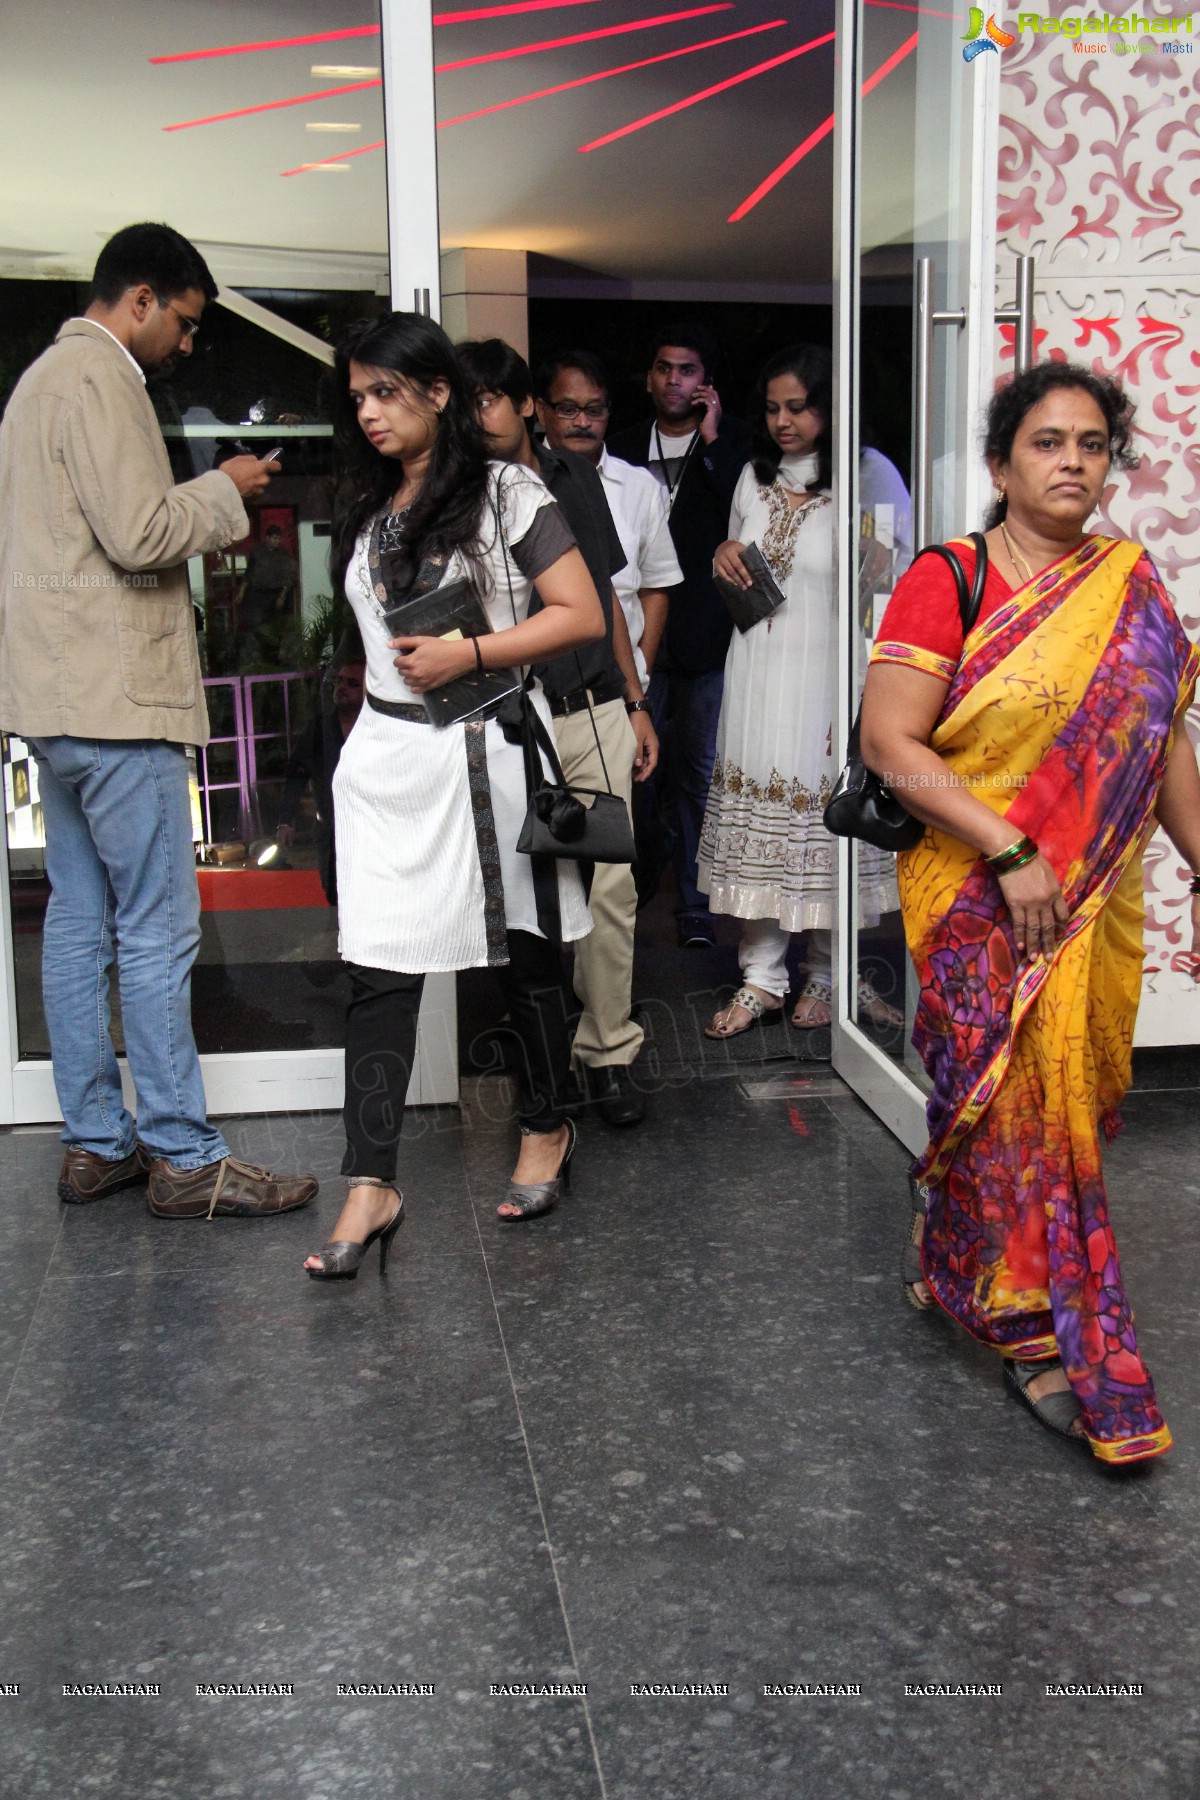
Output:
(306, 121), (362, 131)
(311, 64), (379, 77)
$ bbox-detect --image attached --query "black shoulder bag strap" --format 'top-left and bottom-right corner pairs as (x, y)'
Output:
(491, 473), (574, 936)
(844, 531), (988, 762)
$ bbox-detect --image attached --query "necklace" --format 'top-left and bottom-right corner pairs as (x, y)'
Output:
(999, 520), (1034, 585)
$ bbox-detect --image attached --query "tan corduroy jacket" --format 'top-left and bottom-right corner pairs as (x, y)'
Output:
(0, 319), (249, 747)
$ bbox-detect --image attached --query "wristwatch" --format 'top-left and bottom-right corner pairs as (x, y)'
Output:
(625, 699), (650, 716)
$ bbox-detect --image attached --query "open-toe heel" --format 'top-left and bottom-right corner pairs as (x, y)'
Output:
(498, 1121), (576, 1222)
(306, 1192), (405, 1280)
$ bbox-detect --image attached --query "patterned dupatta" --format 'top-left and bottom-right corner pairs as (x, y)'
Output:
(899, 537), (1199, 1462)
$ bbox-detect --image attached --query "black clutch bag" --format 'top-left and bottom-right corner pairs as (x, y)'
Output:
(381, 575), (520, 727)
(713, 542), (788, 634)
(823, 533), (988, 853)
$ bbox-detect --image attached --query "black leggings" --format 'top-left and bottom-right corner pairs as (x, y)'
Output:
(341, 930), (571, 1183)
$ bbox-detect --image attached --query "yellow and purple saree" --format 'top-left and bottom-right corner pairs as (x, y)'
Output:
(897, 537), (1198, 1464)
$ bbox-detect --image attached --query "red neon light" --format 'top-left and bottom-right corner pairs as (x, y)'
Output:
(437, 20), (786, 130)
(728, 31), (919, 221)
(151, 27), (380, 64)
(435, 6), (731, 74)
(163, 80), (380, 133)
(282, 140), (385, 177)
(436, 0), (604, 18)
(578, 32), (835, 152)
(150, 3), (603, 61)
(864, 2), (956, 17)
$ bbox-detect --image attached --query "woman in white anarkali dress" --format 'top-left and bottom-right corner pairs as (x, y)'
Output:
(303, 314), (604, 1279)
(698, 344), (899, 1038)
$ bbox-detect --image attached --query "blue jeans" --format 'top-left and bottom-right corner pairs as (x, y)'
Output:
(30, 737), (228, 1170)
(644, 667), (725, 918)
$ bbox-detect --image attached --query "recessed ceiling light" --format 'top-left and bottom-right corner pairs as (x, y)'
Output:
(311, 64), (379, 78)
(306, 121), (363, 131)
(298, 163), (351, 172)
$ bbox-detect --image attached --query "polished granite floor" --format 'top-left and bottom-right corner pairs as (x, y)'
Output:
(1, 1042), (1198, 1800)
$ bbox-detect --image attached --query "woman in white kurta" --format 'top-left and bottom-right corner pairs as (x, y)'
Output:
(304, 313), (604, 1278)
(698, 345), (899, 1038)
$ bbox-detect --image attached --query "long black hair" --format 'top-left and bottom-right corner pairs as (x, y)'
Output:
(982, 361), (1136, 528)
(330, 312), (489, 597)
(749, 344), (832, 494)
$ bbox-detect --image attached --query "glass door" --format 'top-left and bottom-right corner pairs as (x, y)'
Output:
(830, 0), (1003, 1151)
(0, 0), (455, 1124)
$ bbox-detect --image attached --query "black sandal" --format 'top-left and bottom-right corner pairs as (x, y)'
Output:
(1003, 1357), (1087, 1444)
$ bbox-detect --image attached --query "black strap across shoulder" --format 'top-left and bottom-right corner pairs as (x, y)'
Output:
(911, 531), (989, 637)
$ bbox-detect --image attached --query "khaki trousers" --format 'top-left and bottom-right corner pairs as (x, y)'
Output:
(553, 697), (644, 1068)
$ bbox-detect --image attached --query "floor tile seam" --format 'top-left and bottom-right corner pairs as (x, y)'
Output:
(0, 1208), (66, 1431)
(460, 1146), (609, 1800)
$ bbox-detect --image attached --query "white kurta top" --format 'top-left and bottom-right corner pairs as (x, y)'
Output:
(334, 462), (591, 972)
(697, 454), (897, 932)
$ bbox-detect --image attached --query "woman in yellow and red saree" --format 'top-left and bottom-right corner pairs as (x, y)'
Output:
(861, 364), (1200, 1465)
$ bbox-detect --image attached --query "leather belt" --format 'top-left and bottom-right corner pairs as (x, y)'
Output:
(546, 678), (624, 719)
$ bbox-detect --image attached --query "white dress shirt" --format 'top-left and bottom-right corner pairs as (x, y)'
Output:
(596, 446), (682, 687)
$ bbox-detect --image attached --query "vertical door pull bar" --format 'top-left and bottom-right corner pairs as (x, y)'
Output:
(994, 255), (1036, 374)
(913, 257), (966, 553)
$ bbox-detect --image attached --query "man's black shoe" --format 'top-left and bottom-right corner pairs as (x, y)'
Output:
(677, 913), (716, 949)
(581, 1063), (645, 1127)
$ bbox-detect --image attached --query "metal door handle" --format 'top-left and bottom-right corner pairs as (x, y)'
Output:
(913, 257), (965, 553)
(994, 255), (1036, 374)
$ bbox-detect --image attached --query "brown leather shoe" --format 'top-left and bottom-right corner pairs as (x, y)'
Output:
(58, 1143), (151, 1205)
(147, 1155), (318, 1220)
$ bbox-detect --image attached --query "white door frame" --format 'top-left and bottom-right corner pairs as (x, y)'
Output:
(0, 7), (457, 1125)
(830, 0), (1001, 1154)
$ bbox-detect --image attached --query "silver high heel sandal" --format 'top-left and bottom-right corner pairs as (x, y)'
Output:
(306, 1180), (405, 1280)
(497, 1121), (576, 1222)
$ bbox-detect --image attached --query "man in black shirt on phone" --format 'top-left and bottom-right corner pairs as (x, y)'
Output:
(608, 321), (750, 947)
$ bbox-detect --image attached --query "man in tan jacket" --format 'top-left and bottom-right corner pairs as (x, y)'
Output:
(0, 222), (316, 1218)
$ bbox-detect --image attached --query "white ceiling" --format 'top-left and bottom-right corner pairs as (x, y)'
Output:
(0, 0), (919, 291)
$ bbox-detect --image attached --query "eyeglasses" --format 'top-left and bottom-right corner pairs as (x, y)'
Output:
(161, 300), (201, 341)
(547, 400), (609, 420)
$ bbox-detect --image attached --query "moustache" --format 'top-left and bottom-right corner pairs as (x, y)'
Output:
(565, 428), (596, 439)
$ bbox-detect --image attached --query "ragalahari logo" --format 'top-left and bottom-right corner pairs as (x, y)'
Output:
(962, 7), (1017, 56)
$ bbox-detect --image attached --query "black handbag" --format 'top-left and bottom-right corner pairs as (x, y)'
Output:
(823, 533), (989, 853)
(514, 687), (637, 865)
(488, 481), (636, 869)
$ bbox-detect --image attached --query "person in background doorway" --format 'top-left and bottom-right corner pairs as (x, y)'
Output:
(0, 221), (317, 1219)
(276, 636), (366, 905)
(700, 344), (899, 1041)
(608, 321), (751, 946)
(458, 337), (656, 1128)
(533, 349), (680, 696)
(238, 522), (297, 664)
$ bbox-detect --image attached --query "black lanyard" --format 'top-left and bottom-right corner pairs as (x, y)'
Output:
(653, 424), (700, 510)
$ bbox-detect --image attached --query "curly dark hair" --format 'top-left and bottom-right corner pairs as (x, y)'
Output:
(982, 362), (1137, 528)
(748, 344), (832, 493)
(329, 312), (489, 599)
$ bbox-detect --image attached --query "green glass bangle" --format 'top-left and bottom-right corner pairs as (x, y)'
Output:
(987, 834), (1037, 873)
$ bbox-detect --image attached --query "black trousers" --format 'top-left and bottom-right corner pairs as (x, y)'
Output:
(341, 930), (571, 1183)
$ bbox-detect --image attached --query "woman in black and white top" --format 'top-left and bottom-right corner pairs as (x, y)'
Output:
(304, 313), (603, 1279)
